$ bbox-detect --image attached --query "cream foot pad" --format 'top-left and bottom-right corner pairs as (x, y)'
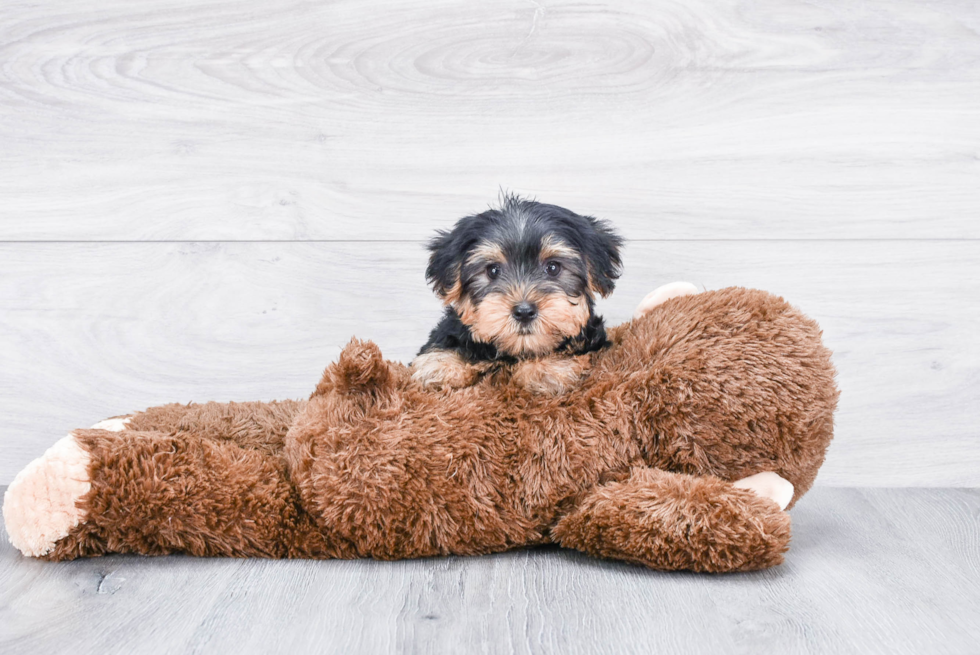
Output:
(733, 471), (795, 510)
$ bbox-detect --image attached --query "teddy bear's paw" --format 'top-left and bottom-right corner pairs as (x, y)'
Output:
(2, 433), (92, 557)
(633, 282), (700, 320)
(733, 471), (794, 510)
(90, 416), (131, 431)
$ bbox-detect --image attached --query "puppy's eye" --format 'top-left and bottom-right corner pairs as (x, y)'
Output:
(486, 263), (501, 280)
(545, 261), (562, 277)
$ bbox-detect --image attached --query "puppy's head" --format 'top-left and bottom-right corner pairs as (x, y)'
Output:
(426, 195), (623, 357)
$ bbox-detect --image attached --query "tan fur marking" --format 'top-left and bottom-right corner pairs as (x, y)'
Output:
(411, 350), (482, 389)
(468, 288), (560, 355)
(539, 236), (579, 263)
(512, 356), (588, 394)
(455, 296), (479, 328)
(441, 279), (463, 306)
(535, 291), (590, 339)
(467, 286), (591, 357)
(588, 273), (612, 298)
(466, 241), (506, 267)
(467, 293), (520, 346)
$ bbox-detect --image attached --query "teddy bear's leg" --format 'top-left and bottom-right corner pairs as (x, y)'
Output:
(632, 281), (699, 320)
(551, 467), (792, 572)
(3, 406), (301, 558)
(85, 400), (307, 455)
(4, 428), (344, 561)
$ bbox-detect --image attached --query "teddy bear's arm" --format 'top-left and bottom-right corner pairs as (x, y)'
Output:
(551, 467), (792, 573)
(120, 399), (306, 454)
(3, 428), (343, 560)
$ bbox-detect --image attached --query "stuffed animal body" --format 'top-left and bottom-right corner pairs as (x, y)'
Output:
(2, 286), (838, 572)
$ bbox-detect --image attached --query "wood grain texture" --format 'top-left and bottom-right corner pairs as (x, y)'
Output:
(1, 241), (977, 486)
(1, 487), (978, 654)
(3, 1), (977, 651)
(1, 0), (979, 240)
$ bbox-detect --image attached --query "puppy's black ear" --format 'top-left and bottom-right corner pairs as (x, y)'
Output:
(425, 214), (481, 303)
(582, 216), (623, 298)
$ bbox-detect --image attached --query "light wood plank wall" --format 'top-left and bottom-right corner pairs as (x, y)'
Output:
(1, 0), (978, 485)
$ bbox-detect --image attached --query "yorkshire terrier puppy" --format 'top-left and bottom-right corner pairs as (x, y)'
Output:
(411, 195), (623, 394)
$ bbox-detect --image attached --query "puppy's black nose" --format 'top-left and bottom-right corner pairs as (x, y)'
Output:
(512, 301), (538, 323)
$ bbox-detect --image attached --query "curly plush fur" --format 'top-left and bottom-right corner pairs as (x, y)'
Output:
(3, 286), (838, 572)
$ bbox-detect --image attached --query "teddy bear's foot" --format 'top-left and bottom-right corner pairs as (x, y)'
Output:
(553, 468), (792, 572)
(2, 434), (91, 557)
(733, 471), (794, 510)
(89, 416), (131, 431)
(633, 281), (699, 320)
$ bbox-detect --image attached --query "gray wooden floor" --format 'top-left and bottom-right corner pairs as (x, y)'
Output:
(1, 487), (978, 654)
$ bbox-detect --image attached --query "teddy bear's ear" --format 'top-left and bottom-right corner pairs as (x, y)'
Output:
(425, 214), (483, 304)
(581, 216), (624, 298)
(313, 338), (393, 399)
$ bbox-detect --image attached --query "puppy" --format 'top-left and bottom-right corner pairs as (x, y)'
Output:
(411, 195), (623, 394)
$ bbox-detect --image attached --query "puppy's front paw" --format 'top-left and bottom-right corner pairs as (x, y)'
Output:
(633, 282), (699, 320)
(733, 471), (795, 510)
(3, 434), (92, 557)
(411, 351), (480, 390)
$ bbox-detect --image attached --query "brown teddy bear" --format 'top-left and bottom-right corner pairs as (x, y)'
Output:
(2, 284), (837, 572)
